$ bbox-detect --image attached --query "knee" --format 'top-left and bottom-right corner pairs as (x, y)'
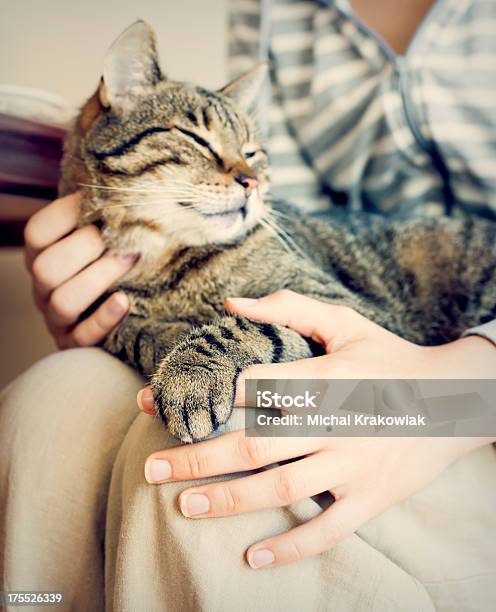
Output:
(3, 348), (115, 392)
(115, 412), (179, 474)
(0, 347), (143, 430)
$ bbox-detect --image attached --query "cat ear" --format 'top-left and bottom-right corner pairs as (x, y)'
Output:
(219, 64), (268, 116)
(100, 20), (163, 110)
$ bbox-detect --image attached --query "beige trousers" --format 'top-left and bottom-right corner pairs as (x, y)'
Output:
(0, 348), (495, 611)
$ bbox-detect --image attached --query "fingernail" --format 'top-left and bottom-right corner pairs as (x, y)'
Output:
(181, 493), (210, 517)
(119, 254), (139, 266)
(145, 459), (172, 483)
(248, 548), (275, 569)
(108, 291), (128, 316)
(227, 297), (258, 308)
(137, 387), (155, 413)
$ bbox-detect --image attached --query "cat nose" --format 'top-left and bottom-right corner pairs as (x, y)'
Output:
(235, 173), (258, 195)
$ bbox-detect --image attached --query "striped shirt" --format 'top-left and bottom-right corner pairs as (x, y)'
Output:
(229, 0), (496, 342)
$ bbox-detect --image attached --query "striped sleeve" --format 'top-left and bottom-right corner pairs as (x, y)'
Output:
(228, 0), (332, 212)
(228, 0), (261, 79)
(462, 320), (496, 349)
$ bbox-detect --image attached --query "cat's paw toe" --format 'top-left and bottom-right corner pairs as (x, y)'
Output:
(151, 353), (237, 443)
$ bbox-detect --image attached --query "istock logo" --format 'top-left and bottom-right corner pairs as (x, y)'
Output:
(256, 390), (319, 409)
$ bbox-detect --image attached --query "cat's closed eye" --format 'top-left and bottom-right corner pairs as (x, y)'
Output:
(173, 126), (225, 167)
(244, 148), (268, 160)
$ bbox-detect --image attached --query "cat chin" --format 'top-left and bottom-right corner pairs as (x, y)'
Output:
(173, 220), (254, 249)
(106, 221), (252, 267)
(103, 197), (263, 260)
(197, 206), (263, 244)
(168, 193), (265, 246)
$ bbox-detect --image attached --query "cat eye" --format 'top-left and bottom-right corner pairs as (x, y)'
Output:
(175, 127), (211, 151)
(175, 126), (224, 167)
(244, 148), (267, 160)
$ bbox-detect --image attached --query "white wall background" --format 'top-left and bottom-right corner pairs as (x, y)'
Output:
(0, 0), (228, 388)
(0, 0), (228, 107)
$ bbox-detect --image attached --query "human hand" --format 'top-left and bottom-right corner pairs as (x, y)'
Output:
(24, 192), (137, 348)
(141, 431), (488, 568)
(226, 290), (496, 391)
(137, 291), (495, 567)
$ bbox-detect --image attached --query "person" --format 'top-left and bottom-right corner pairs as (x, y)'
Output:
(1, 1), (495, 610)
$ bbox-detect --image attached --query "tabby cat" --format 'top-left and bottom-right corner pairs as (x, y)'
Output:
(60, 21), (496, 443)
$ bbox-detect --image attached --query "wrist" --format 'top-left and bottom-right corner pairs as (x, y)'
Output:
(423, 335), (496, 378)
(445, 436), (496, 462)
(420, 337), (496, 460)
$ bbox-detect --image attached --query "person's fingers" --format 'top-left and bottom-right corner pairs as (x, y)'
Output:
(137, 387), (157, 415)
(64, 291), (130, 347)
(24, 193), (81, 265)
(144, 430), (322, 483)
(178, 452), (336, 518)
(31, 225), (105, 297)
(234, 355), (331, 406)
(45, 254), (137, 328)
(246, 495), (369, 568)
(225, 290), (356, 348)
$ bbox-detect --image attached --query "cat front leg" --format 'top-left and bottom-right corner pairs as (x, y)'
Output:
(104, 315), (192, 377)
(151, 315), (318, 443)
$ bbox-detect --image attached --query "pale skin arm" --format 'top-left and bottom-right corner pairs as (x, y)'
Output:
(138, 291), (496, 569)
(24, 192), (137, 348)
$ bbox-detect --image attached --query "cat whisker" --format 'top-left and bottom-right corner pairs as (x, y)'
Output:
(266, 217), (305, 258)
(90, 197), (202, 211)
(152, 178), (220, 194)
(78, 182), (204, 197)
(79, 182), (167, 194)
(79, 181), (238, 204)
(258, 218), (295, 258)
(266, 207), (292, 222)
(261, 212), (310, 262)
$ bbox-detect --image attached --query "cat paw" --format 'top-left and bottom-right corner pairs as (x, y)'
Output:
(150, 347), (239, 443)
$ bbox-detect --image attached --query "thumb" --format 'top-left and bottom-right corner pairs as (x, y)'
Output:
(226, 290), (351, 349)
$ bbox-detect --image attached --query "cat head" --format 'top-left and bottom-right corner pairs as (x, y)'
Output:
(61, 20), (270, 259)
